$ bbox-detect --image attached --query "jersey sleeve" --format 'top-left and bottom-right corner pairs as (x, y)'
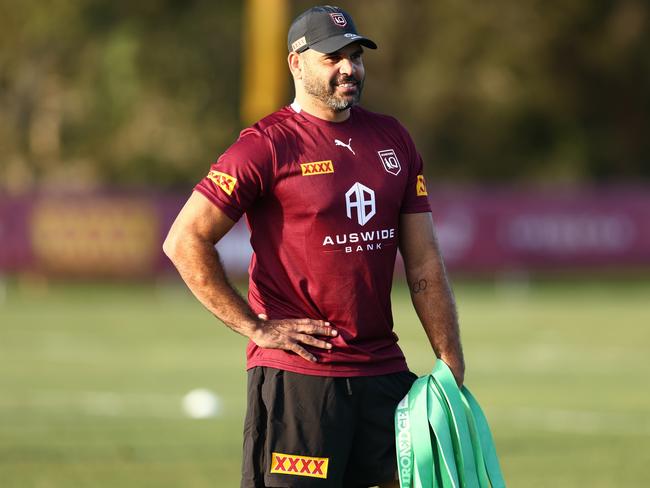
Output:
(397, 122), (432, 214)
(194, 128), (273, 222)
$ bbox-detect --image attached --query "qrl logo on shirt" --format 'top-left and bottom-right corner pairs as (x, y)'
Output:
(270, 452), (329, 479)
(416, 175), (428, 196)
(207, 170), (237, 196)
(378, 149), (401, 176)
(301, 160), (334, 176)
(346, 182), (376, 226)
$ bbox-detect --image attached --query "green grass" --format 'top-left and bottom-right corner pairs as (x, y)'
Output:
(1, 278), (649, 487)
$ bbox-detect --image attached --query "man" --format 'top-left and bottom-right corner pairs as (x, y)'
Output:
(163, 5), (464, 488)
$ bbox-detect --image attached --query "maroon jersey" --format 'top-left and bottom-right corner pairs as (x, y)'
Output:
(195, 103), (431, 376)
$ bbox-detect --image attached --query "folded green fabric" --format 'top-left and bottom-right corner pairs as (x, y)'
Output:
(394, 361), (506, 488)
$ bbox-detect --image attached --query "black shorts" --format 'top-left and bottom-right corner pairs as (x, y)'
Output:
(241, 367), (417, 488)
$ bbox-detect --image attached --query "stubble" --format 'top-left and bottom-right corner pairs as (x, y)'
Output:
(301, 58), (364, 112)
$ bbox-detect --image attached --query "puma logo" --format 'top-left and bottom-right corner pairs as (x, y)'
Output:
(334, 138), (355, 155)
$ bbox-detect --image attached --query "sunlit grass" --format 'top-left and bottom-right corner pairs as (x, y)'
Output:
(1, 278), (649, 487)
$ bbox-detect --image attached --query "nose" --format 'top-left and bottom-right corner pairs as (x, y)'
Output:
(339, 57), (354, 76)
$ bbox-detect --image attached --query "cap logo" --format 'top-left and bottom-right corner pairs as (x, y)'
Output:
(292, 36), (307, 52)
(329, 12), (347, 27)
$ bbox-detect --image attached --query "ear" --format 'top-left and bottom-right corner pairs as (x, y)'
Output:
(288, 51), (302, 80)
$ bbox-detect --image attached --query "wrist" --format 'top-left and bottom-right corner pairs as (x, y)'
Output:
(222, 314), (264, 341)
(439, 353), (465, 375)
(246, 318), (264, 340)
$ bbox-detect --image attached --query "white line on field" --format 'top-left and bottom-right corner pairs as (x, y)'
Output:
(4, 392), (648, 436)
(0, 391), (217, 418)
(490, 407), (650, 436)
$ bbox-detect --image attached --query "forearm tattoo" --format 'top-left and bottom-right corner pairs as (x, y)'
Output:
(411, 279), (428, 294)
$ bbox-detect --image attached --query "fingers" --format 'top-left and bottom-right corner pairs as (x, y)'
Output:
(291, 318), (338, 337)
(251, 316), (339, 362)
(296, 333), (333, 350)
(289, 342), (317, 363)
(284, 327), (335, 362)
(259, 316), (337, 337)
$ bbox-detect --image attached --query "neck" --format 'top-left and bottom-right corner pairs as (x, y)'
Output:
(293, 92), (351, 123)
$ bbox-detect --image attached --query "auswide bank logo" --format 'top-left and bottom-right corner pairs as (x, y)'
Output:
(322, 182), (394, 253)
(345, 182), (375, 226)
(270, 452), (329, 479)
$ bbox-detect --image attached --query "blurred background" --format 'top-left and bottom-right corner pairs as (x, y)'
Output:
(1, 0), (649, 486)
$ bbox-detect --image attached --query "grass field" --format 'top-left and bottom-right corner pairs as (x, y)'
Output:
(1, 277), (649, 487)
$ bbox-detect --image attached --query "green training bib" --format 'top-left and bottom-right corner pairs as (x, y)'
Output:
(394, 361), (506, 488)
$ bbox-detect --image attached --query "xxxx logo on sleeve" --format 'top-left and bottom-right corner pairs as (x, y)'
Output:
(301, 160), (334, 176)
(416, 174), (428, 196)
(270, 452), (329, 479)
(207, 170), (237, 195)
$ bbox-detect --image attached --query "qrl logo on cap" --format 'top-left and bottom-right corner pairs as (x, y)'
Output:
(330, 12), (347, 27)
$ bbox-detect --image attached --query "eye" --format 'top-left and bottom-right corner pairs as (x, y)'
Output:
(351, 51), (363, 61)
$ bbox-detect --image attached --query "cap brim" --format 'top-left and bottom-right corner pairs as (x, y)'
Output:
(310, 35), (377, 54)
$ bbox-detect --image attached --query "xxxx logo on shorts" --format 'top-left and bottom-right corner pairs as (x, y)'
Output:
(416, 174), (428, 196)
(207, 170), (237, 195)
(301, 160), (334, 176)
(270, 452), (329, 479)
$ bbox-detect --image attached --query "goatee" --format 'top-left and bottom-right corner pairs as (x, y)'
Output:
(303, 74), (364, 112)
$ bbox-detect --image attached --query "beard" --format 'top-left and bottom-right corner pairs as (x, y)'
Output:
(302, 64), (364, 112)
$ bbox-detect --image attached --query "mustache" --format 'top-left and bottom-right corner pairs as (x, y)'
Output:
(333, 76), (359, 85)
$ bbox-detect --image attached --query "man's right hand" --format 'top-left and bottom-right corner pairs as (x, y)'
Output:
(251, 315), (338, 362)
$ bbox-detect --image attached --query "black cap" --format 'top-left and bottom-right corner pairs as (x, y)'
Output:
(288, 5), (377, 54)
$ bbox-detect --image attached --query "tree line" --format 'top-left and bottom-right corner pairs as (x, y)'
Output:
(1, 0), (648, 191)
